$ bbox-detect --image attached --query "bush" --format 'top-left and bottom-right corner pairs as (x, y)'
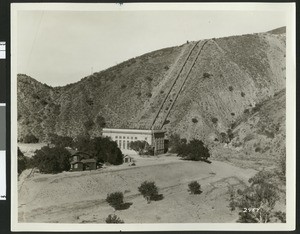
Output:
(178, 139), (210, 161)
(106, 192), (124, 210)
(229, 171), (280, 223)
(105, 214), (124, 223)
(146, 92), (152, 98)
(203, 72), (211, 79)
(23, 134), (39, 143)
(96, 115), (106, 128)
(229, 86), (234, 92)
(241, 92), (245, 97)
(192, 118), (198, 123)
(164, 65), (169, 70)
(188, 181), (202, 194)
(137, 92), (142, 97)
(32, 146), (71, 174)
(211, 117), (218, 124)
(84, 119), (94, 131)
(146, 76), (153, 82)
(121, 84), (127, 89)
(138, 181), (159, 203)
(244, 109), (250, 114)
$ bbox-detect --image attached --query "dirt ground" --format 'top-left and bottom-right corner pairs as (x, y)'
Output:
(18, 154), (257, 223)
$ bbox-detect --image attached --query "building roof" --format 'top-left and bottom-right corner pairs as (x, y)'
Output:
(81, 159), (97, 163)
(102, 128), (165, 134)
(123, 155), (133, 158)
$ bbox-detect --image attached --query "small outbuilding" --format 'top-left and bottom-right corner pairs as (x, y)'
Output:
(123, 155), (134, 163)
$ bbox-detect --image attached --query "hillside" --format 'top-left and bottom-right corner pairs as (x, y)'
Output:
(17, 27), (286, 144)
(212, 89), (286, 171)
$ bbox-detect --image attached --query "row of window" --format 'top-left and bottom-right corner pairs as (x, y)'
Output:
(115, 135), (148, 141)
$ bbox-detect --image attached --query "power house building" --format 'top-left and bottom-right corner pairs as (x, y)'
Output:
(102, 128), (165, 155)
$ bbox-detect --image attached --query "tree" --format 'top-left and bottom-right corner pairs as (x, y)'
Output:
(106, 192), (124, 210)
(188, 181), (202, 194)
(49, 133), (74, 148)
(105, 214), (124, 223)
(32, 146), (71, 174)
(138, 181), (160, 203)
(129, 140), (149, 155)
(74, 136), (123, 165)
(178, 139), (210, 161)
(229, 171), (282, 223)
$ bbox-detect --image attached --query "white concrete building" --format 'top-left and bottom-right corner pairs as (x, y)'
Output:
(102, 128), (165, 155)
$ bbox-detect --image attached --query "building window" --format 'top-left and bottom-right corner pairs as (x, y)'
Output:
(123, 136), (126, 139)
(119, 140), (122, 148)
(131, 137), (133, 139)
(145, 137), (147, 141)
(116, 136), (118, 139)
(123, 140), (126, 149)
(127, 141), (129, 149)
(135, 137), (137, 139)
(74, 164), (78, 169)
(127, 136), (129, 139)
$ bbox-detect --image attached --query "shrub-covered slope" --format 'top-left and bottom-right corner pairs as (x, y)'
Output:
(17, 28), (286, 145)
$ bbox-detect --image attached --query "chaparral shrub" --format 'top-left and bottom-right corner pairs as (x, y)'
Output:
(105, 214), (124, 223)
(188, 181), (202, 194)
(138, 181), (159, 203)
(106, 192), (124, 210)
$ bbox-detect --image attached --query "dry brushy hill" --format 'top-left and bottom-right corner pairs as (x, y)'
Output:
(17, 27), (286, 150)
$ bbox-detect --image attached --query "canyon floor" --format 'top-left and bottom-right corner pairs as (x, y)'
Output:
(18, 152), (257, 223)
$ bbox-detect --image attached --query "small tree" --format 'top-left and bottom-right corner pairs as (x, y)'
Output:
(106, 192), (124, 210)
(138, 181), (159, 203)
(188, 181), (202, 194)
(129, 140), (149, 155)
(105, 214), (124, 224)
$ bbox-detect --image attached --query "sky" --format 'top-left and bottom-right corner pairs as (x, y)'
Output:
(17, 9), (286, 86)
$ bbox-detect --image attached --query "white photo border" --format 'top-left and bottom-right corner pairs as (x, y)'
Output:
(11, 2), (296, 232)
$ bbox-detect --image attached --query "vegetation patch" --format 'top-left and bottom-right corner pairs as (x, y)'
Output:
(188, 181), (202, 194)
(192, 118), (198, 123)
(211, 117), (218, 124)
(138, 181), (163, 203)
(23, 134), (39, 143)
(203, 72), (211, 79)
(106, 192), (132, 210)
(106, 214), (124, 224)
